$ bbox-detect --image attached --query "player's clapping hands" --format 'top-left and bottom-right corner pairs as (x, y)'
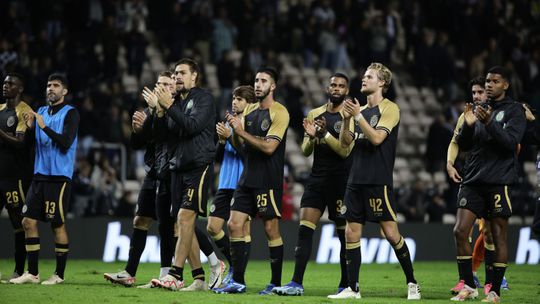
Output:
(132, 110), (147, 133)
(343, 97), (360, 119)
(474, 103), (492, 124)
(142, 87), (159, 109)
(463, 103), (477, 126)
(216, 121), (231, 141)
(303, 118), (317, 139)
(225, 111), (243, 134)
(314, 116), (327, 138)
(154, 84), (173, 109)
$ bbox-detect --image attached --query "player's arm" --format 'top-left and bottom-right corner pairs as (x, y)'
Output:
(130, 109), (152, 149)
(446, 114), (463, 183)
(520, 104), (540, 145)
(456, 104), (476, 151)
(0, 106), (31, 148)
(339, 115), (355, 148)
(160, 89), (215, 136)
(228, 106), (289, 156)
(322, 117), (354, 158)
(301, 112), (316, 156)
(480, 104), (526, 151)
(0, 129), (25, 149)
(447, 114), (463, 166)
(354, 101), (399, 146)
(39, 109), (80, 151)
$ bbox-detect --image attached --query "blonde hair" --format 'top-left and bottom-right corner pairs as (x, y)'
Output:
(367, 62), (392, 93)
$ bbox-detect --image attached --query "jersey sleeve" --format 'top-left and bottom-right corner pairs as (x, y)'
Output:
(16, 102), (33, 133)
(376, 100), (400, 134)
(266, 103), (290, 142)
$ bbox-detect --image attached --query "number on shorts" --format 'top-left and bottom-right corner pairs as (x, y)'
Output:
(257, 194), (268, 208)
(336, 199), (343, 213)
(187, 188), (195, 202)
(369, 198), (383, 212)
(494, 194), (502, 208)
(6, 191), (19, 204)
(45, 201), (56, 215)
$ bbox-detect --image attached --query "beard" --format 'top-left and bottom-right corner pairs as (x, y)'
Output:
(329, 93), (345, 104)
(256, 88), (270, 101)
(46, 94), (61, 105)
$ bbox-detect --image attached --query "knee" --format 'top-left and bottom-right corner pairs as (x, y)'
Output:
(207, 222), (220, 236)
(133, 216), (152, 230)
(453, 225), (468, 242)
(22, 218), (36, 232)
(177, 211), (195, 228)
(345, 226), (359, 242)
(227, 219), (243, 234)
(384, 231), (401, 245)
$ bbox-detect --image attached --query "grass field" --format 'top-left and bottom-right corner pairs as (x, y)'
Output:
(1, 260), (538, 303)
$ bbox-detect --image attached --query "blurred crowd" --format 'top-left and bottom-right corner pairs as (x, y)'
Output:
(1, 0), (539, 220)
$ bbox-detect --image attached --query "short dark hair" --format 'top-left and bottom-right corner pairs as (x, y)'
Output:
(158, 70), (173, 78)
(256, 66), (279, 84)
(175, 58), (201, 84)
(48, 73), (68, 88)
(5, 72), (25, 86)
(468, 76), (485, 89)
(487, 66), (510, 82)
(233, 85), (256, 103)
(331, 72), (349, 84)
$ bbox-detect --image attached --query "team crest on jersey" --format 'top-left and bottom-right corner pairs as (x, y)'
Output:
(7, 115), (15, 127)
(22, 204), (27, 213)
(334, 121), (342, 133)
(369, 115), (379, 127)
(261, 118), (270, 131)
(340, 205), (347, 215)
(185, 99), (194, 112)
(210, 204), (216, 213)
(495, 111), (505, 122)
(459, 198), (467, 207)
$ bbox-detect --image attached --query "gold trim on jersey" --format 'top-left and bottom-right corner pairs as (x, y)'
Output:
(245, 235), (252, 243)
(198, 166), (209, 214)
(384, 185), (397, 221)
(59, 182), (67, 223)
(269, 189), (281, 217)
(230, 237), (245, 242)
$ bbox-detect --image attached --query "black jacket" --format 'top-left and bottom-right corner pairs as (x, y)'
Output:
(154, 87), (216, 172)
(457, 97), (526, 185)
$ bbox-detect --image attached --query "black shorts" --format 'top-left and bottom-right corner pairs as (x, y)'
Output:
(210, 188), (234, 220)
(231, 185), (282, 219)
(0, 179), (28, 228)
(457, 185), (513, 219)
(343, 184), (398, 224)
(23, 180), (71, 225)
(156, 177), (173, 222)
(171, 165), (212, 218)
(135, 175), (157, 219)
(301, 175), (347, 223)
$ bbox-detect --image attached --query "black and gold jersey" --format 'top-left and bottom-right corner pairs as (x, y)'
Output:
(238, 101), (290, 188)
(302, 104), (354, 177)
(348, 98), (400, 185)
(0, 101), (34, 180)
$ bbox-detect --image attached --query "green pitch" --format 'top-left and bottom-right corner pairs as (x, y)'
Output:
(1, 260), (538, 303)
